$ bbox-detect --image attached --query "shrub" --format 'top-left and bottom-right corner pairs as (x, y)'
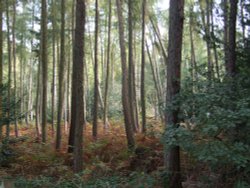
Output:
(164, 75), (250, 185)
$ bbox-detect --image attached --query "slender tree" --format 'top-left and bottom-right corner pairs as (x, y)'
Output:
(93, 0), (99, 139)
(6, 0), (11, 138)
(116, 0), (135, 150)
(210, 1), (220, 79)
(224, 0), (229, 72)
(70, 0), (85, 172)
(146, 41), (164, 122)
(103, 0), (112, 130)
(189, 5), (198, 84)
(0, 0), (3, 137)
(226, 0), (238, 75)
(141, 0), (146, 133)
(41, 0), (48, 143)
(12, 0), (18, 137)
(150, 17), (168, 64)
(56, 0), (66, 150)
(27, 64), (33, 124)
(68, 0), (85, 172)
(199, 0), (213, 80)
(128, 0), (139, 132)
(35, 54), (42, 139)
(51, 0), (57, 134)
(165, 0), (184, 187)
(206, 0), (213, 80)
(240, 0), (246, 46)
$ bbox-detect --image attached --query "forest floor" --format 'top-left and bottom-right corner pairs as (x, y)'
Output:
(0, 120), (230, 187)
(0, 119), (174, 187)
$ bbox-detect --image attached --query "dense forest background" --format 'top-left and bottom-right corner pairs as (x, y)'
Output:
(0, 0), (250, 187)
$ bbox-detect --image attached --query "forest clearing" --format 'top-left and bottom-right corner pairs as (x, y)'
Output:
(0, 0), (250, 187)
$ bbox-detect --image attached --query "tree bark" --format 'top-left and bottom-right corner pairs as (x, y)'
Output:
(210, 1), (220, 79)
(116, 0), (135, 150)
(56, 0), (66, 150)
(226, 0), (238, 75)
(240, 0), (246, 46)
(150, 17), (168, 64)
(68, 0), (75, 128)
(70, 0), (85, 173)
(199, 0), (213, 81)
(12, 0), (18, 137)
(128, 0), (139, 132)
(0, 0), (3, 137)
(93, 0), (99, 139)
(51, 0), (57, 134)
(35, 59), (42, 139)
(146, 41), (164, 122)
(189, 5), (198, 84)
(103, 0), (112, 130)
(28, 64), (33, 123)
(224, 0), (229, 72)
(41, 0), (48, 143)
(206, 0), (213, 80)
(6, 0), (11, 138)
(165, 0), (184, 187)
(141, 0), (146, 133)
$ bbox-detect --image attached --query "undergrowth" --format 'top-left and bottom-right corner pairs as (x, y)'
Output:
(0, 121), (164, 187)
(14, 172), (157, 188)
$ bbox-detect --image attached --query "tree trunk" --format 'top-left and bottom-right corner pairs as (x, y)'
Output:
(226, 0), (238, 75)
(29, 2), (35, 123)
(35, 57), (42, 139)
(206, 0), (213, 80)
(210, 1), (220, 79)
(70, 0), (85, 173)
(103, 0), (112, 130)
(150, 17), (168, 64)
(56, 0), (66, 150)
(20, 39), (24, 127)
(0, 0), (3, 137)
(189, 5), (198, 85)
(165, 0), (184, 187)
(128, 0), (139, 132)
(199, 0), (213, 81)
(141, 0), (146, 133)
(116, 0), (135, 150)
(12, 0), (18, 137)
(41, 0), (48, 143)
(224, 0), (229, 73)
(6, 0), (11, 138)
(68, 0), (75, 129)
(240, 0), (246, 46)
(67, 40), (72, 130)
(64, 33), (71, 133)
(28, 65), (33, 123)
(51, 0), (57, 134)
(146, 41), (164, 122)
(87, 20), (104, 116)
(93, 0), (99, 139)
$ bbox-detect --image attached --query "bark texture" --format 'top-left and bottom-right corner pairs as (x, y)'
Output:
(141, 0), (146, 133)
(227, 0), (238, 75)
(41, 0), (48, 143)
(165, 0), (184, 187)
(116, 0), (135, 150)
(0, 0), (3, 137)
(93, 0), (99, 139)
(70, 0), (85, 173)
(103, 0), (112, 130)
(56, 0), (66, 150)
